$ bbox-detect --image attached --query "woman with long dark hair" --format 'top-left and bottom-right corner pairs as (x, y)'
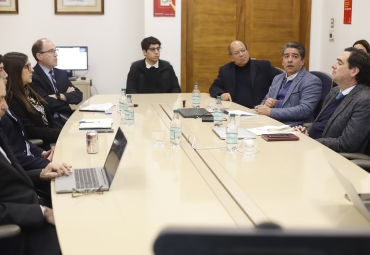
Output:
(3, 52), (60, 149)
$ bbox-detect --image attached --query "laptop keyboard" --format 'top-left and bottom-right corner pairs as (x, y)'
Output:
(75, 168), (100, 189)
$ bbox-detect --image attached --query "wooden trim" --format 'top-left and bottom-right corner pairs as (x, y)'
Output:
(0, 0), (18, 14)
(181, 0), (187, 93)
(186, 0), (195, 93)
(244, 0), (252, 51)
(300, 0), (312, 70)
(54, 0), (104, 15)
(236, 0), (246, 42)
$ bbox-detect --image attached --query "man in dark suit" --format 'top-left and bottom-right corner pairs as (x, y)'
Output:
(295, 48), (370, 153)
(126, 36), (181, 94)
(209, 40), (282, 108)
(0, 75), (70, 254)
(31, 38), (82, 127)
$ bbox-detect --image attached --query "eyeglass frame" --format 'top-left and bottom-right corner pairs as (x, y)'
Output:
(39, 48), (59, 55)
(147, 47), (162, 52)
(24, 63), (33, 71)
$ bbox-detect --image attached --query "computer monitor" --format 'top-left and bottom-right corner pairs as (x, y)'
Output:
(55, 46), (88, 71)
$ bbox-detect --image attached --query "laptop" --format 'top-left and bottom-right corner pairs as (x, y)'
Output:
(55, 127), (127, 193)
(178, 108), (209, 118)
(329, 162), (370, 222)
(212, 127), (255, 140)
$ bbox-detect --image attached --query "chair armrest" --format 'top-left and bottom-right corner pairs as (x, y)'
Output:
(339, 153), (370, 160)
(0, 225), (21, 239)
(351, 159), (370, 172)
(302, 123), (312, 129)
(28, 139), (43, 146)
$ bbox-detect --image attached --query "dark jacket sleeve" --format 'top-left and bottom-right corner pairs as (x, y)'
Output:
(209, 66), (227, 98)
(0, 203), (45, 228)
(168, 65), (181, 93)
(9, 97), (60, 144)
(126, 64), (139, 94)
(268, 65), (284, 83)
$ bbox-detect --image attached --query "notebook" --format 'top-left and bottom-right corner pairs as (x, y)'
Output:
(212, 127), (255, 140)
(55, 127), (127, 193)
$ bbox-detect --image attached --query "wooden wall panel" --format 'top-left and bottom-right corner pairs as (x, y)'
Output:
(182, 0), (312, 93)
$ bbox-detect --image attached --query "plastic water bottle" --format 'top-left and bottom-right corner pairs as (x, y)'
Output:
(170, 109), (182, 147)
(214, 96), (224, 127)
(125, 95), (134, 127)
(119, 89), (127, 123)
(192, 83), (201, 108)
(226, 114), (238, 152)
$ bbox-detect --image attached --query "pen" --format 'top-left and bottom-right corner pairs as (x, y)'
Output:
(93, 113), (112, 115)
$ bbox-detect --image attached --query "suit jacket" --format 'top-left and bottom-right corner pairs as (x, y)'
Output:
(126, 59), (181, 94)
(311, 84), (370, 153)
(32, 63), (83, 115)
(209, 59), (283, 106)
(261, 67), (322, 126)
(8, 89), (61, 145)
(0, 110), (50, 170)
(0, 131), (44, 228)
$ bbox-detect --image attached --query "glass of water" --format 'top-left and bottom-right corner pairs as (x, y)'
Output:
(152, 130), (166, 147)
(206, 97), (215, 111)
(240, 138), (258, 157)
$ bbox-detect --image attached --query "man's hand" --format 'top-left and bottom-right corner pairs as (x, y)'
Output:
(66, 87), (75, 93)
(43, 146), (55, 161)
(48, 94), (57, 99)
(255, 105), (271, 116)
(264, 98), (278, 108)
(42, 207), (55, 225)
(40, 162), (72, 180)
(293, 125), (309, 136)
(221, 93), (232, 102)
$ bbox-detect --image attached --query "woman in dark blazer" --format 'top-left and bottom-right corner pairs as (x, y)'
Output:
(3, 52), (60, 150)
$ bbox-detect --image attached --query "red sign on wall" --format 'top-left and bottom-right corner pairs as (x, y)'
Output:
(344, 0), (352, 24)
(154, 0), (176, 17)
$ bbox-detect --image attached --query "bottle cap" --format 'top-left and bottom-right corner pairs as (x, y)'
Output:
(121, 88), (126, 91)
(174, 109), (179, 113)
(230, 114), (235, 117)
(217, 96), (221, 99)
(195, 82), (198, 85)
(127, 95), (131, 98)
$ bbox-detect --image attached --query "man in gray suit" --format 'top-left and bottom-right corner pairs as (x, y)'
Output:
(295, 47), (370, 153)
(255, 42), (322, 126)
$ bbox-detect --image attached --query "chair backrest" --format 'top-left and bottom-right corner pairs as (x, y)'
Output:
(310, 71), (332, 118)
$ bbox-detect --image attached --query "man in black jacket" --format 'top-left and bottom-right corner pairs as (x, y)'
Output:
(126, 36), (181, 94)
(0, 76), (71, 255)
(209, 40), (282, 108)
(31, 38), (83, 127)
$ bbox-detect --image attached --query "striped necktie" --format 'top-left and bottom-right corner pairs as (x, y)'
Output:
(49, 70), (70, 123)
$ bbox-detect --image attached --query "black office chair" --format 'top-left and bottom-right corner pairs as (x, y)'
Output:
(340, 138), (370, 172)
(302, 71), (332, 129)
(0, 225), (21, 239)
(154, 226), (370, 255)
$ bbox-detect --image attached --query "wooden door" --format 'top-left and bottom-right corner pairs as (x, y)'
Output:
(181, 0), (312, 93)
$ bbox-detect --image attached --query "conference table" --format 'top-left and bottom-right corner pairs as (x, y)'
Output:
(52, 93), (370, 255)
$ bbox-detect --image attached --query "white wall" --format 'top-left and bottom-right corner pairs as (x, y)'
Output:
(144, 0), (181, 84)
(0, 0), (145, 94)
(310, 0), (370, 74)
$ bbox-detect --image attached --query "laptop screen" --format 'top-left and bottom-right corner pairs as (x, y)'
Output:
(103, 127), (127, 187)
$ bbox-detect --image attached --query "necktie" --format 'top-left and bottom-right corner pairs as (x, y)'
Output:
(49, 70), (70, 123)
(336, 92), (343, 100)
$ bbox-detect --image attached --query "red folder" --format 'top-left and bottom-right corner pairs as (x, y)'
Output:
(261, 134), (299, 141)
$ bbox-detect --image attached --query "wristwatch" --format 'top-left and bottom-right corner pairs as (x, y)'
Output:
(56, 93), (61, 100)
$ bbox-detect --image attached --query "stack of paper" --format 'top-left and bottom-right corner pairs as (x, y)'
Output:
(247, 125), (295, 136)
(227, 110), (258, 116)
(79, 119), (113, 130)
(79, 103), (114, 112)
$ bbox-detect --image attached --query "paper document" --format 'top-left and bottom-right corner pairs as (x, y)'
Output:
(79, 119), (113, 124)
(227, 110), (258, 116)
(79, 119), (113, 130)
(247, 125), (295, 136)
(80, 103), (114, 112)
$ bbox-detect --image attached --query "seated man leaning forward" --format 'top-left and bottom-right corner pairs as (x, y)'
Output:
(126, 36), (181, 94)
(256, 41), (322, 126)
(209, 40), (282, 108)
(295, 48), (370, 153)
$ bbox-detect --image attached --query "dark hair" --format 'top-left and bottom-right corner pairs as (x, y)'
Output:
(282, 41), (305, 60)
(353, 39), (370, 54)
(3, 52), (47, 114)
(0, 54), (3, 64)
(344, 47), (370, 85)
(31, 38), (47, 62)
(228, 41), (248, 55)
(141, 36), (161, 51)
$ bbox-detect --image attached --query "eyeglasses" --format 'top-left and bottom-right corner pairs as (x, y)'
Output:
(232, 48), (247, 56)
(39, 49), (59, 55)
(148, 47), (162, 52)
(24, 63), (32, 71)
(283, 54), (300, 59)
